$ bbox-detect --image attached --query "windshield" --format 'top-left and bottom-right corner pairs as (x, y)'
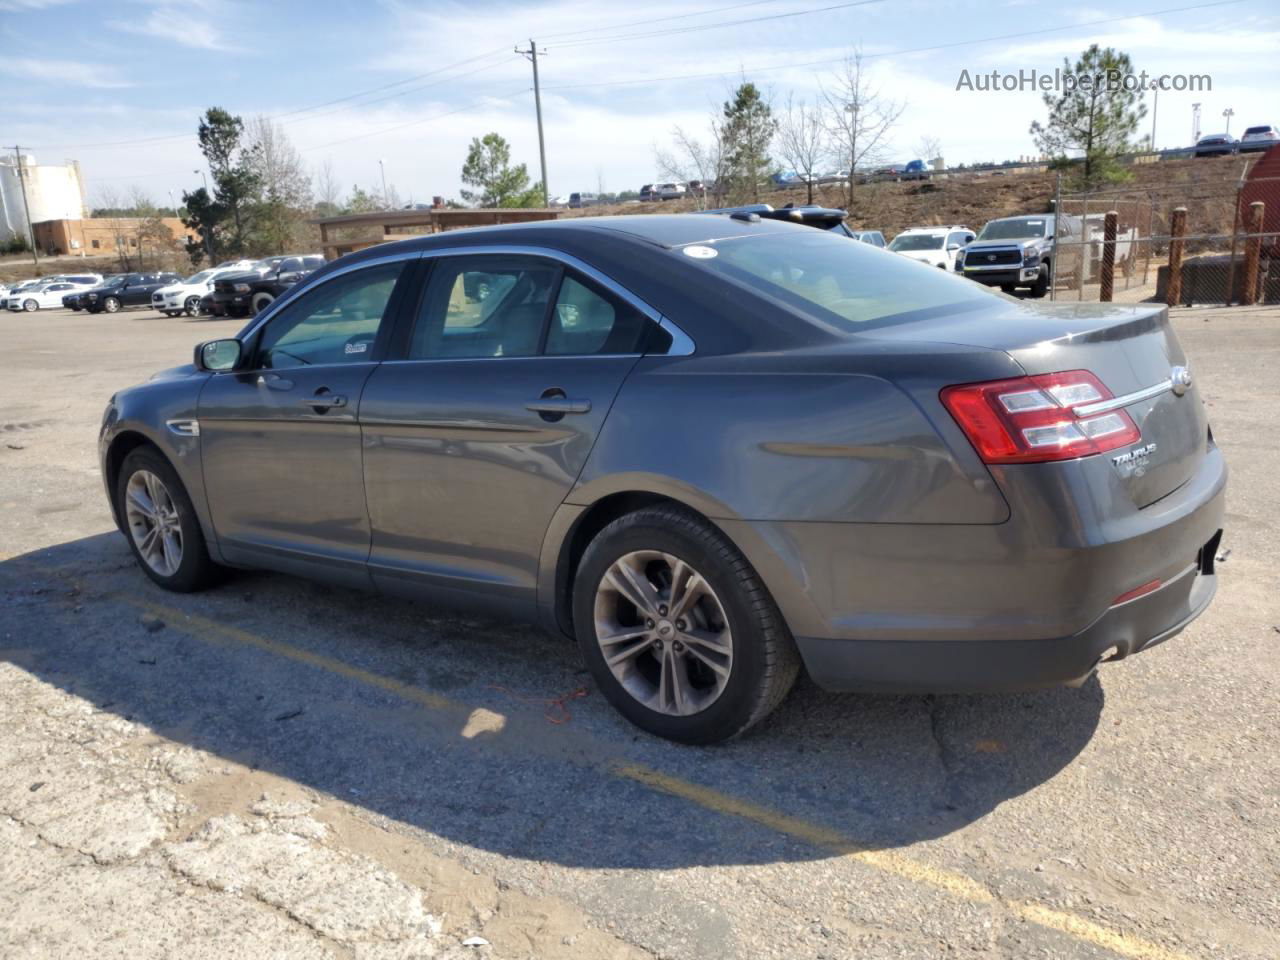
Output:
(183, 270), (213, 284)
(889, 234), (944, 251)
(688, 230), (1002, 332)
(978, 218), (1046, 240)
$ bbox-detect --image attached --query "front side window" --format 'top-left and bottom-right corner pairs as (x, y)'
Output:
(255, 261), (404, 369)
(409, 256), (559, 360)
(889, 234), (944, 252)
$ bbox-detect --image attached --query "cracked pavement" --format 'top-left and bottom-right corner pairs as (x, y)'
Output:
(1, 305), (1278, 959)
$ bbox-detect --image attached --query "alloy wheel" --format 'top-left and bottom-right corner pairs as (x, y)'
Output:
(593, 550), (733, 716)
(124, 470), (184, 577)
(104, 297), (120, 313)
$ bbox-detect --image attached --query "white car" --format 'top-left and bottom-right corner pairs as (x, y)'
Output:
(4, 276), (100, 312)
(151, 267), (246, 316)
(1239, 124), (1279, 153)
(888, 225), (975, 270)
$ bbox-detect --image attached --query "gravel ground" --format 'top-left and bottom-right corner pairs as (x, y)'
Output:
(1, 304), (1277, 960)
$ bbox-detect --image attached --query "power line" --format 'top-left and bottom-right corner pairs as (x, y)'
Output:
(298, 88), (532, 152)
(536, 0), (779, 41)
(551, 0), (888, 49)
(542, 0), (1246, 90)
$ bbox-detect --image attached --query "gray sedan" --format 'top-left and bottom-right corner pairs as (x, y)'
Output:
(99, 215), (1226, 743)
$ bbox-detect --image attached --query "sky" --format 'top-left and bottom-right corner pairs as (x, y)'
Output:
(1, 0), (1277, 208)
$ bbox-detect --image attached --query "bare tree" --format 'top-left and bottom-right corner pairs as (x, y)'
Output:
(246, 116), (312, 253)
(777, 94), (826, 204)
(821, 53), (905, 209)
(915, 135), (943, 170)
(655, 121), (726, 210)
(314, 159), (342, 216)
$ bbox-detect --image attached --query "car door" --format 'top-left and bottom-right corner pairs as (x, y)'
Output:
(359, 251), (667, 616)
(198, 255), (417, 584)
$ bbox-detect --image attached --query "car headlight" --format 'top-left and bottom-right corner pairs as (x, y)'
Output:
(232, 283), (248, 293)
(1023, 250), (1041, 267)
(954, 252), (965, 269)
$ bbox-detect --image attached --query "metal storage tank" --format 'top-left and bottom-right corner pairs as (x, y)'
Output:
(0, 154), (86, 246)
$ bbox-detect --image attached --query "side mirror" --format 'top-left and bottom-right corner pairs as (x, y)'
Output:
(195, 338), (243, 372)
(947, 243), (961, 251)
(278, 271), (300, 283)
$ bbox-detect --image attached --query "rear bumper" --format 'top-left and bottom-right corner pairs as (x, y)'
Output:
(721, 443), (1226, 693)
(795, 539), (1219, 693)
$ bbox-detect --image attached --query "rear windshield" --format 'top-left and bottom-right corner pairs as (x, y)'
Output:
(889, 234), (944, 251)
(687, 230), (1003, 332)
(1243, 126), (1272, 135)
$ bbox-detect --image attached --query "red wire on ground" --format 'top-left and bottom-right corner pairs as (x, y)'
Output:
(487, 684), (589, 724)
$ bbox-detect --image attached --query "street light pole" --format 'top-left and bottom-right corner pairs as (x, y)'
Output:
(1149, 82), (1158, 150)
(378, 159), (388, 209)
(1191, 103), (1202, 144)
(1222, 107), (1234, 137)
(193, 169), (213, 265)
(516, 40), (550, 206)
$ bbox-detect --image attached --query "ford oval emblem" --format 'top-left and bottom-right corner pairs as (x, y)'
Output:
(1170, 365), (1192, 396)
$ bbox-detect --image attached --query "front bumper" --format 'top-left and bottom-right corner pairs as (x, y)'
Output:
(210, 293), (249, 316)
(962, 265), (1041, 286)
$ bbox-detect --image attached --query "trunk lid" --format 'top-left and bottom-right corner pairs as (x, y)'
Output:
(867, 300), (1209, 508)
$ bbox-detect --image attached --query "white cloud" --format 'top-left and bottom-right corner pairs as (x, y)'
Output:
(0, 57), (133, 89)
(110, 0), (237, 52)
(0, 0), (77, 10)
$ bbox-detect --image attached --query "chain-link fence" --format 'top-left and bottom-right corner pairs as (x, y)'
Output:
(1047, 168), (1280, 307)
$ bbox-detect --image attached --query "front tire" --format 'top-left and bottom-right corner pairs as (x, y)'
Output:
(572, 506), (800, 744)
(250, 291), (274, 315)
(184, 296), (201, 316)
(1029, 263), (1050, 298)
(23, 299), (37, 312)
(103, 296), (121, 313)
(116, 447), (223, 592)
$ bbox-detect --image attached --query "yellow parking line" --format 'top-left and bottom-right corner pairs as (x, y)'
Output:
(126, 596), (1197, 960)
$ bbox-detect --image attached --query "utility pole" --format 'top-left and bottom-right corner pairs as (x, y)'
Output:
(516, 40), (549, 206)
(1191, 103), (1202, 144)
(1222, 107), (1234, 137)
(1149, 81), (1158, 151)
(9, 146), (39, 270)
(378, 159), (388, 209)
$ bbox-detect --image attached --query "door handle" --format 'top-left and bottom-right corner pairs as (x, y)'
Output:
(303, 394), (347, 409)
(525, 397), (591, 415)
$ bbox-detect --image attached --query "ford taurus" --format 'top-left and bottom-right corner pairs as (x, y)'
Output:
(99, 215), (1226, 743)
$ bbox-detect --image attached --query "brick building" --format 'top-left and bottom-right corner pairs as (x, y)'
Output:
(31, 217), (197, 256)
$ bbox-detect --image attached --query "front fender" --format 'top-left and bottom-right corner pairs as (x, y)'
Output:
(99, 370), (217, 557)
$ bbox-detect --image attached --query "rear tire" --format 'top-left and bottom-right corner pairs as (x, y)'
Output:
(572, 505), (800, 744)
(116, 447), (224, 592)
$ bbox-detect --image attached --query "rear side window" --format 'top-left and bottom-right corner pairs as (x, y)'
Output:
(693, 230), (1003, 331)
(545, 274), (651, 356)
(410, 256), (559, 359)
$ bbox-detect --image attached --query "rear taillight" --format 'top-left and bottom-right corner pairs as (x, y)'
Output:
(940, 370), (1140, 464)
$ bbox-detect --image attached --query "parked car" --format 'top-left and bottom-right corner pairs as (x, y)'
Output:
(64, 275), (123, 311)
(208, 255), (325, 318)
(639, 184), (656, 203)
(955, 214), (1075, 296)
(152, 267), (247, 317)
(851, 230), (886, 247)
(817, 170), (850, 185)
(4, 275), (101, 311)
(1194, 133), (1237, 157)
(888, 226), (974, 269)
(701, 203), (855, 237)
(100, 214), (1226, 744)
(654, 183), (687, 201)
(568, 192), (599, 209)
(898, 159), (931, 181)
(83, 273), (182, 314)
(1238, 124), (1279, 153)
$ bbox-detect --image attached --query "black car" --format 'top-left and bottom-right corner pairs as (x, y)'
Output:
(63, 273), (124, 310)
(700, 203), (855, 237)
(209, 255), (325, 318)
(83, 273), (182, 314)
